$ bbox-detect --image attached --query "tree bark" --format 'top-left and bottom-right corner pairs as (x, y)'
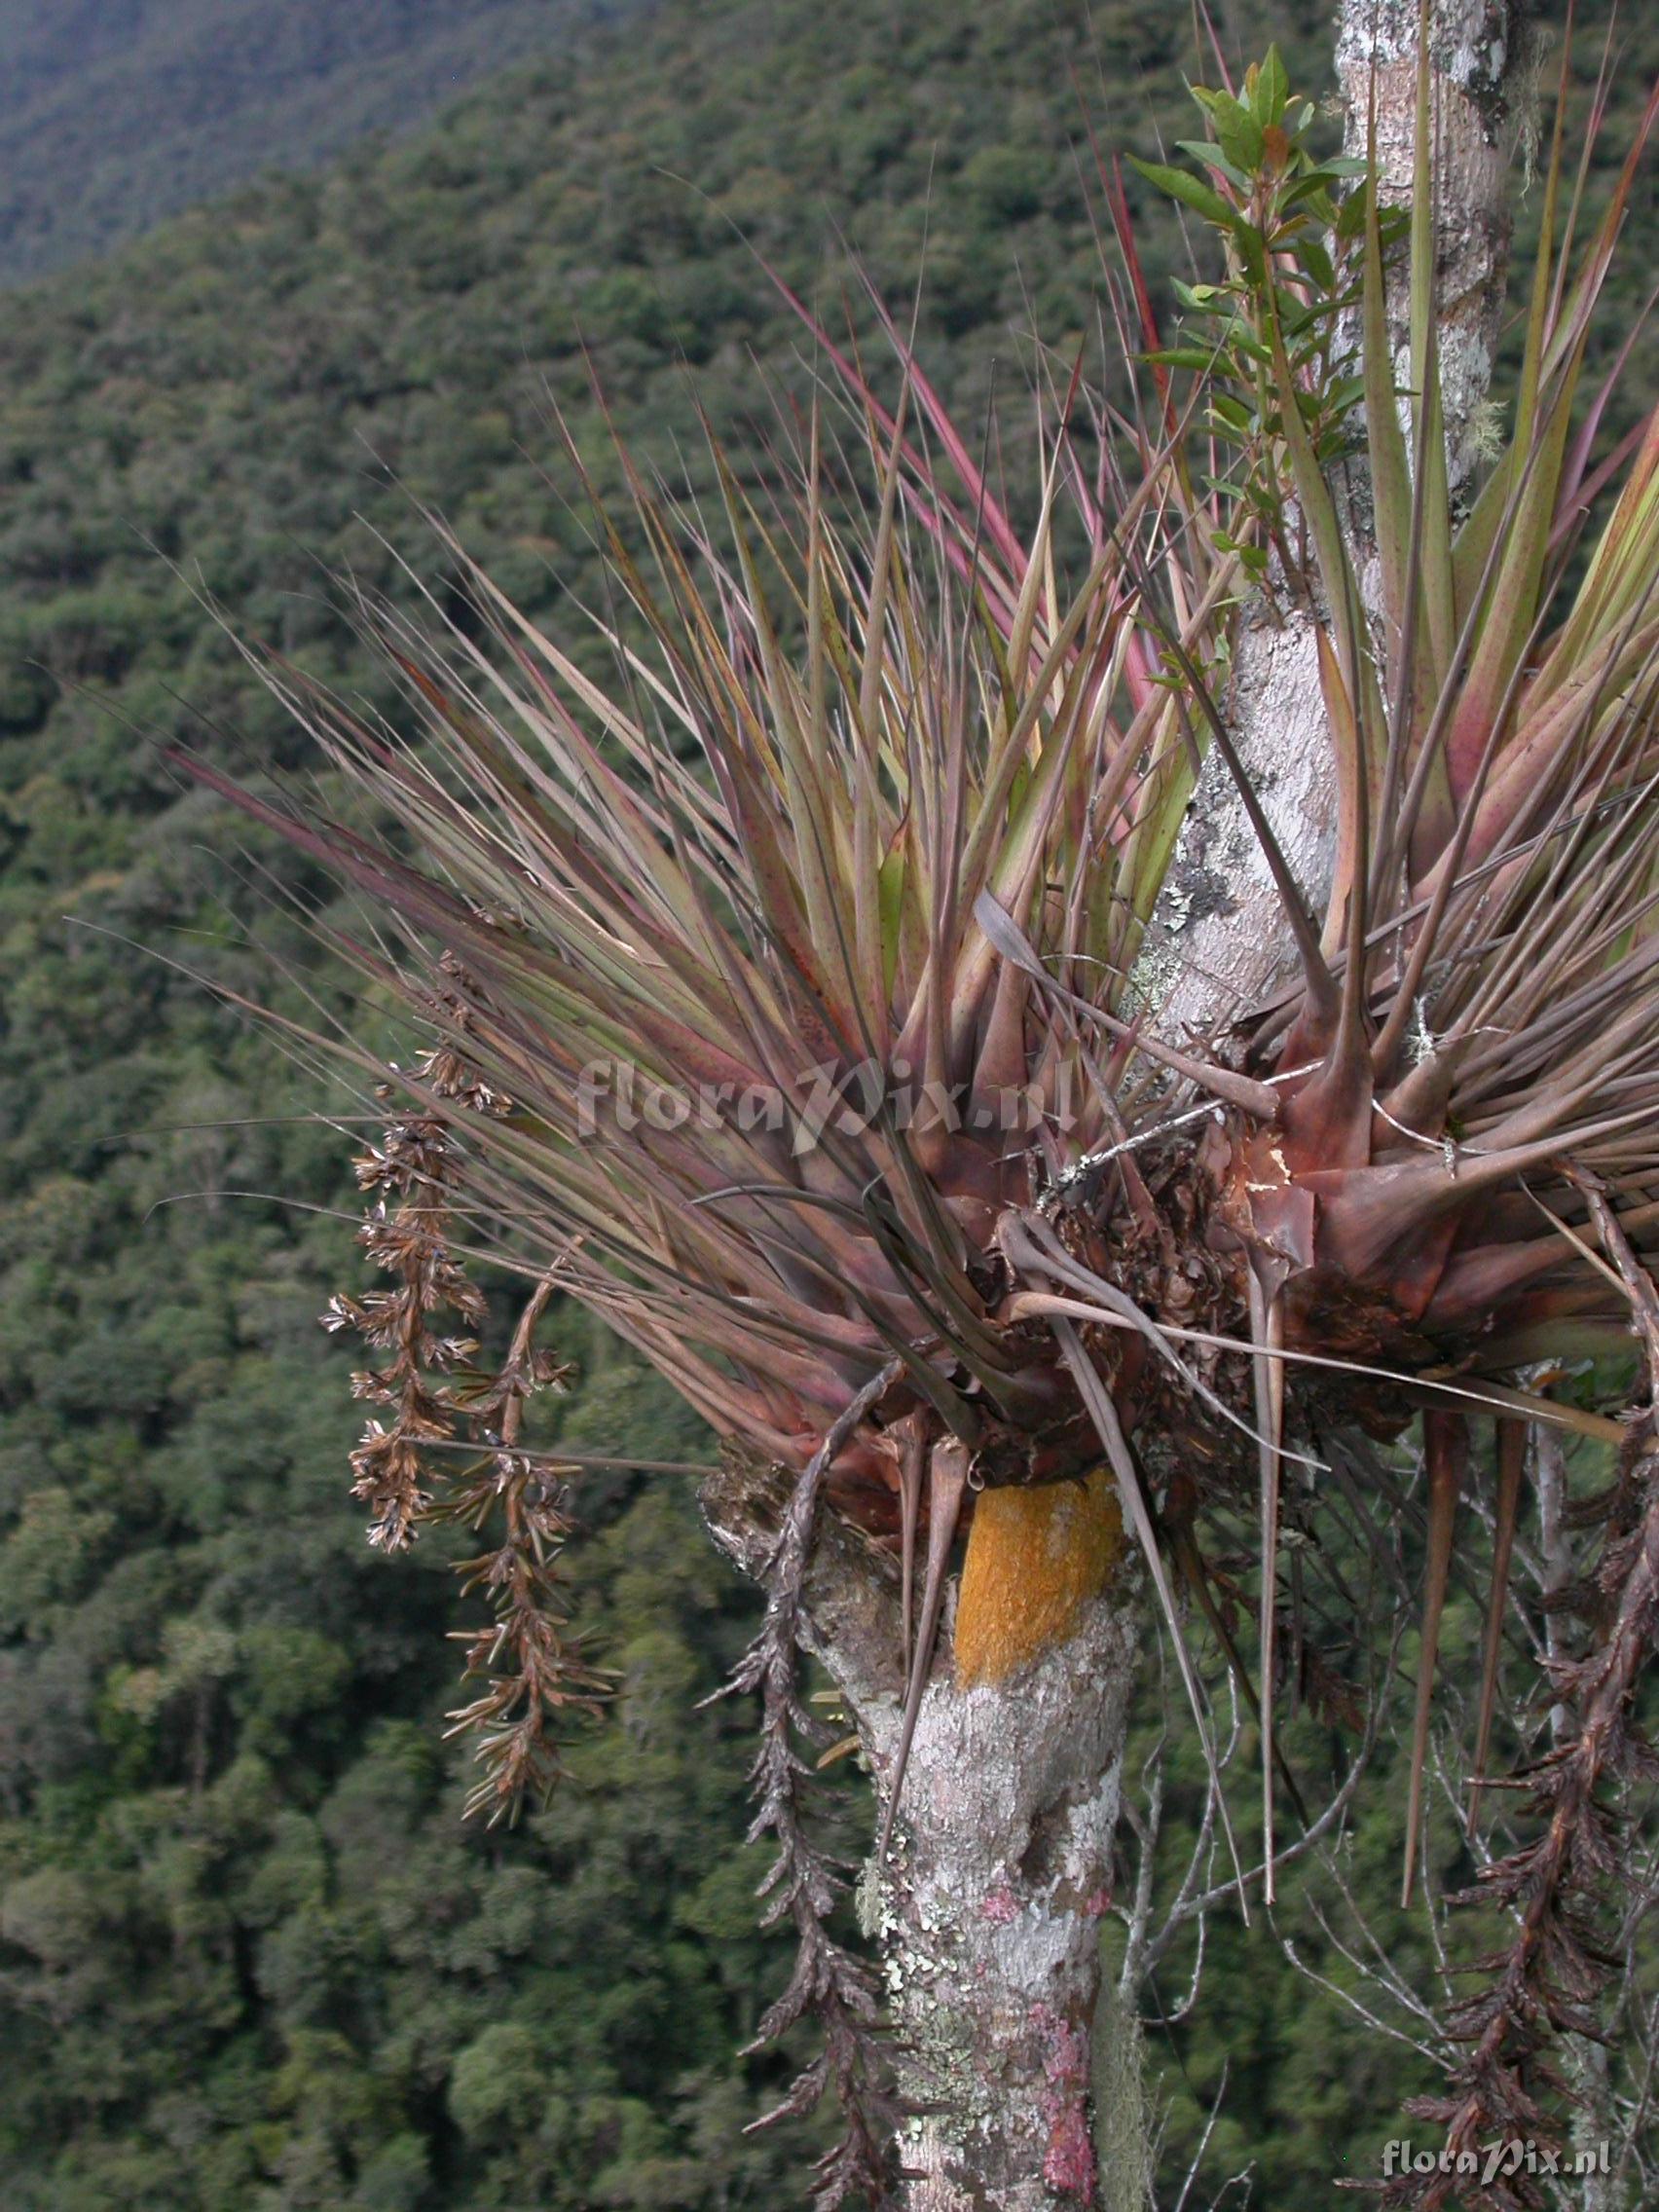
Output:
(704, 6), (1521, 2203)
(702, 1454), (1144, 2210)
(1335, 0), (1517, 500)
(1144, 0), (1518, 1041)
(845, 1590), (1139, 2211)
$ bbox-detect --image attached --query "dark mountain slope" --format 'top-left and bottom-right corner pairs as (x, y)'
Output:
(0, 0), (626, 283)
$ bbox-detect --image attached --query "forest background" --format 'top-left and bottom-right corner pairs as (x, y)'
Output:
(0, 1), (1652, 2206)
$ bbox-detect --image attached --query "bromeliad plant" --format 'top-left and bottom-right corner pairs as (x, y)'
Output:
(181, 26), (1659, 2207)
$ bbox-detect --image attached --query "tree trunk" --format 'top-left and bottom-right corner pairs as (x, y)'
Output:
(841, 1588), (1140, 2209)
(705, 6), (1521, 2202)
(1145, 0), (1518, 1039)
(703, 1455), (1144, 2209)
(1335, 0), (1517, 500)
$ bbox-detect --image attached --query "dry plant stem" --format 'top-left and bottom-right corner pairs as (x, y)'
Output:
(1467, 1417), (1526, 1836)
(1247, 1274), (1287, 1905)
(332, 1087), (607, 1824)
(1402, 1410), (1464, 1908)
(877, 1436), (970, 1863)
(440, 1268), (609, 1824)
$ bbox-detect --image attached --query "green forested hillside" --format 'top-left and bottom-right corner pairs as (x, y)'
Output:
(0, 0), (627, 283)
(0, 2), (1651, 2206)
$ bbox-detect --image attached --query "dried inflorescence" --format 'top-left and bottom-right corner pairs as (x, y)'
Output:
(436, 1272), (610, 1825)
(326, 1056), (608, 1823)
(325, 1093), (487, 1550)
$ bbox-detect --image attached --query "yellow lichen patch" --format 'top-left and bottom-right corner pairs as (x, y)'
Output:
(953, 1469), (1124, 1689)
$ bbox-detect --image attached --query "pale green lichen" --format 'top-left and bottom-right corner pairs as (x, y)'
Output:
(855, 1849), (894, 1942)
(1091, 1978), (1155, 2212)
(1467, 393), (1508, 466)
(892, 1943), (992, 2124)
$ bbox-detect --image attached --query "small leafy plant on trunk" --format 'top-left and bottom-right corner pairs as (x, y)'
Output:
(180, 4), (1659, 2204)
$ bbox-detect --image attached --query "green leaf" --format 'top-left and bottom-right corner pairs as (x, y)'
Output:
(1233, 224), (1268, 288)
(1126, 156), (1234, 230)
(1267, 298), (1385, 819)
(1279, 171), (1338, 213)
(1225, 324), (1273, 367)
(1334, 183), (1370, 244)
(1175, 139), (1251, 193)
(1298, 237), (1335, 295)
(1145, 346), (1223, 372)
(1211, 98), (1265, 176)
(1408, 25), (1455, 695)
(1252, 46), (1289, 129)
(1208, 394), (1255, 431)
